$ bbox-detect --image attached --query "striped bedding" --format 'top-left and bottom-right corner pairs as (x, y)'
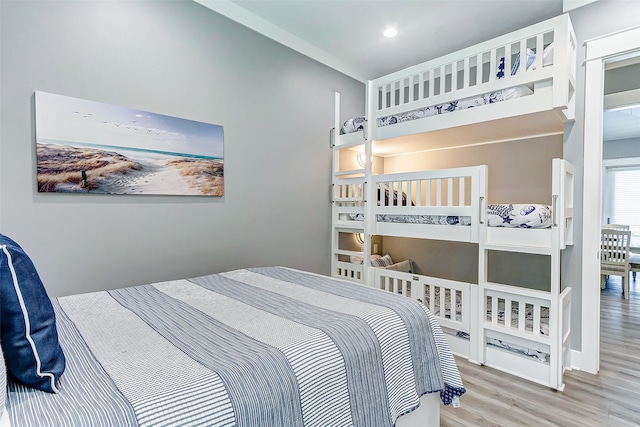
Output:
(5, 267), (465, 427)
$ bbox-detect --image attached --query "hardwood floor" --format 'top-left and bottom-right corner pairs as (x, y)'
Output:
(441, 276), (640, 426)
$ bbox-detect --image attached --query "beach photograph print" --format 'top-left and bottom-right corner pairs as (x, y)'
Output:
(35, 91), (224, 196)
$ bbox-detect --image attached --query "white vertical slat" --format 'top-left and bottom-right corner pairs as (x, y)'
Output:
(426, 179), (432, 206)
(491, 297), (498, 325)
(534, 304), (542, 336)
(385, 83), (391, 109)
(439, 286), (446, 318)
(418, 72), (425, 101)
(394, 181), (400, 206)
(416, 277), (425, 304)
(428, 69), (434, 99)
(504, 298), (512, 329)
(447, 178), (453, 207)
(459, 177), (465, 207)
(415, 180), (423, 206)
(504, 44), (511, 79)
(519, 302), (526, 331)
(439, 65), (445, 95)
(410, 75), (416, 102)
(536, 34), (544, 69)
(451, 62), (458, 92)
(401, 79), (406, 105)
(463, 57), (470, 89)
(428, 284), (436, 314)
(489, 49), (497, 82)
(519, 39), (527, 74)
(436, 179), (442, 206)
(475, 53), (482, 86)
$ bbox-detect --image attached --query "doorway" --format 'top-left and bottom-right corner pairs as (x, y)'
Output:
(582, 25), (640, 375)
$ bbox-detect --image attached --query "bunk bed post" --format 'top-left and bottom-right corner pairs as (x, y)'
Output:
(471, 165), (488, 365)
(363, 81), (377, 286)
(330, 92), (340, 279)
(552, 15), (577, 121)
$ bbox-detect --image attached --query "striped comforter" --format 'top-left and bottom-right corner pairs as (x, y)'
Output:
(6, 267), (465, 427)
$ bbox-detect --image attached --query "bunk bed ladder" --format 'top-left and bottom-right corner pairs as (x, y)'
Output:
(331, 92), (369, 284)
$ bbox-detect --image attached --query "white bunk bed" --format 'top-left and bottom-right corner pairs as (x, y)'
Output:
(365, 159), (574, 391)
(330, 14), (576, 391)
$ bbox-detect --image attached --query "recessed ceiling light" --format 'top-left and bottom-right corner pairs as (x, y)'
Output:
(383, 28), (398, 38)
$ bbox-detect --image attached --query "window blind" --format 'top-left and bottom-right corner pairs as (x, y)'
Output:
(607, 166), (640, 247)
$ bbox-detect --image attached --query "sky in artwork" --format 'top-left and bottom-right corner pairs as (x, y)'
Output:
(35, 91), (224, 158)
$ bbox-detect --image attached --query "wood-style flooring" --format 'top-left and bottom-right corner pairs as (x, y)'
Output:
(440, 275), (640, 427)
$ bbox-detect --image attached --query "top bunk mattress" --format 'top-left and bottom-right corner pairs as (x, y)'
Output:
(340, 43), (555, 135)
(342, 85), (533, 134)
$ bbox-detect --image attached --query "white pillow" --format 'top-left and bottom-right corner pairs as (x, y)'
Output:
(383, 259), (414, 273)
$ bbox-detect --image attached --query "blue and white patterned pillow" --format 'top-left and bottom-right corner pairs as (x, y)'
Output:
(371, 253), (393, 268)
(0, 234), (66, 393)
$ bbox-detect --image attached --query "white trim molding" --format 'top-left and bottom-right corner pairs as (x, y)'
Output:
(581, 25), (640, 375)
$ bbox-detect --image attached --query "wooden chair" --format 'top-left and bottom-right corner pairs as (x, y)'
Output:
(601, 229), (631, 299)
(631, 252), (640, 282)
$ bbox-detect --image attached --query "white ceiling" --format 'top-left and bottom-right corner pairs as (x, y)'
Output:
(195, 0), (638, 142)
(197, 0), (565, 82)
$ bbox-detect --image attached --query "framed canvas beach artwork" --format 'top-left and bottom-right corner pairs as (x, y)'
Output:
(35, 91), (224, 196)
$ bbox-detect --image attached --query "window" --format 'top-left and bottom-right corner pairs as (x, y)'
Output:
(603, 162), (640, 248)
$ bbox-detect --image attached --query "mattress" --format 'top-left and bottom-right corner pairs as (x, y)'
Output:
(349, 204), (552, 229)
(340, 85), (532, 134)
(426, 288), (550, 363)
(5, 267), (465, 427)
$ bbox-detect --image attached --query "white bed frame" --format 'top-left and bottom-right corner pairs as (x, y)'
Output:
(330, 14), (576, 394)
(365, 14), (576, 141)
(365, 159), (574, 390)
(397, 393), (440, 427)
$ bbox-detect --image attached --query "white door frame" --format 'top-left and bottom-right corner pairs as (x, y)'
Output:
(582, 25), (640, 374)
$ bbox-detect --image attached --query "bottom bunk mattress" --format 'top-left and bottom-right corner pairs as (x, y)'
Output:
(426, 287), (550, 362)
(4, 267), (465, 427)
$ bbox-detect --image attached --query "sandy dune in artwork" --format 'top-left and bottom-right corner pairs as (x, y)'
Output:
(37, 143), (224, 196)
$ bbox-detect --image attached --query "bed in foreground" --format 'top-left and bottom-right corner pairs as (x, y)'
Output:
(1, 235), (464, 427)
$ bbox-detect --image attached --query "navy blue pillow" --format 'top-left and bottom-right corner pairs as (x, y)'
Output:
(0, 234), (65, 393)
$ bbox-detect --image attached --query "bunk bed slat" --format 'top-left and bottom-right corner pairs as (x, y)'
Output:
(488, 49), (496, 83)
(533, 304), (542, 337)
(427, 69), (434, 101)
(518, 302), (526, 331)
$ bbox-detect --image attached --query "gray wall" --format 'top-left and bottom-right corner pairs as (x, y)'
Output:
(563, 0), (640, 350)
(0, 1), (364, 297)
(604, 62), (640, 94)
(604, 137), (640, 159)
(381, 135), (562, 288)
